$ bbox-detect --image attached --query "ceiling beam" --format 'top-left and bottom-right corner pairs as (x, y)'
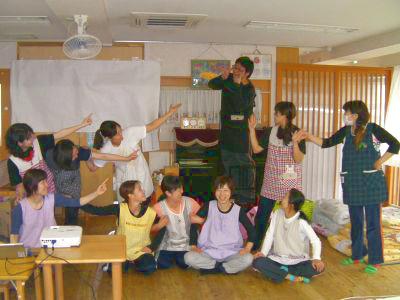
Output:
(301, 27), (400, 64)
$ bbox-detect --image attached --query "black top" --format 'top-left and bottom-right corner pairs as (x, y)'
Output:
(208, 74), (256, 153)
(82, 201), (164, 251)
(322, 123), (400, 153)
(8, 134), (55, 186)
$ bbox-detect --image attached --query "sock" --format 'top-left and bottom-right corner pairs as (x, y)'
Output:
(287, 274), (310, 283)
(280, 266), (289, 272)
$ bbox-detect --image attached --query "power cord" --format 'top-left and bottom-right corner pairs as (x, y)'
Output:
(43, 242), (97, 300)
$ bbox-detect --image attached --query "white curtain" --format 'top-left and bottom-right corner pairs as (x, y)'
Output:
(11, 60), (161, 151)
(382, 65), (400, 167)
(302, 142), (337, 200)
(158, 87), (262, 141)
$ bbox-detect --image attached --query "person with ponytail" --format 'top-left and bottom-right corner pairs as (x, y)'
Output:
(6, 114), (93, 201)
(253, 188), (324, 284)
(304, 100), (399, 274)
(45, 139), (137, 225)
(92, 104), (181, 202)
(248, 101), (306, 250)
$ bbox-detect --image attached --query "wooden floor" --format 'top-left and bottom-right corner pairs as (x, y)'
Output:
(14, 215), (400, 300)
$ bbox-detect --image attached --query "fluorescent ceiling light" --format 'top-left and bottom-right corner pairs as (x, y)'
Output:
(0, 16), (50, 25)
(0, 34), (38, 41)
(244, 21), (358, 34)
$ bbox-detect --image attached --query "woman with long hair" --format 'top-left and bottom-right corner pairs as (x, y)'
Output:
(249, 101), (306, 250)
(304, 100), (399, 273)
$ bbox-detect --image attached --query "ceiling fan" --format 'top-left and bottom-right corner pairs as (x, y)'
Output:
(63, 15), (102, 60)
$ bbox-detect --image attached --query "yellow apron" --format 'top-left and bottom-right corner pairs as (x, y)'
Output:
(117, 203), (156, 260)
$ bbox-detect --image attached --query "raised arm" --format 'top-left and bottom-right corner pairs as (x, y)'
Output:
(208, 67), (230, 90)
(305, 126), (347, 148)
(146, 104), (182, 133)
(292, 130), (306, 163)
(248, 114), (265, 154)
(53, 114), (93, 140)
(79, 178), (109, 205)
(91, 150), (138, 163)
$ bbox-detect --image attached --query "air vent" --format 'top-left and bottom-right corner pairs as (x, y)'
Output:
(131, 12), (207, 28)
(0, 16), (50, 25)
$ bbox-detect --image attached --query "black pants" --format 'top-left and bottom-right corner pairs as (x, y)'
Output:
(157, 250), (188, 269)
(64, 207), (79, 225)
(253, 197), (275, 250)
(253, 257), (322, 283)
(221, 149), (255, 206)
(124, 253), (157, 275)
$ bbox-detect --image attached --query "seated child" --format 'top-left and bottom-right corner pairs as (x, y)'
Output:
(11, 169), (107, 248)
(84, 180), (167, 275)
(152, 175), (200, 269)
(253, 188), (325, 283)
(184, 176), (255, 275)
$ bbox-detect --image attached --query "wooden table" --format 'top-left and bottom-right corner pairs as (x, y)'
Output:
(0, 256), (42, 300)
(35, 235), (126, 300)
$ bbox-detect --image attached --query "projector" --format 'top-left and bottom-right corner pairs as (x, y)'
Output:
(40, 226), (82, 248)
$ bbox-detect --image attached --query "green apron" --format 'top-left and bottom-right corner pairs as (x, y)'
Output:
(341, 124), (388, 205)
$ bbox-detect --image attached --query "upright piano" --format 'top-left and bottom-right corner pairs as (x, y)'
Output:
(175, 128), (267, 204)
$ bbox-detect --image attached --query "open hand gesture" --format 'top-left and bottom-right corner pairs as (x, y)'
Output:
(248, 114), (257, 130)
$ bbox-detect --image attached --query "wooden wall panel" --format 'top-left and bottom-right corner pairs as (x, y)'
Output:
(0, 70), (10, 160)
(276, 47), (299, 64)
(17, 42), (143, 61)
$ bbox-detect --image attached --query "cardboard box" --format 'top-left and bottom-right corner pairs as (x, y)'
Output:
(0, 197), (14, 240)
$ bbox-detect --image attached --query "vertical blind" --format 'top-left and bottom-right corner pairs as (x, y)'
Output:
(277, 64), (392, 201)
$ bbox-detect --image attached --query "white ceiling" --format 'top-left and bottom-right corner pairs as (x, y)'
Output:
(1, 0), (400, 65)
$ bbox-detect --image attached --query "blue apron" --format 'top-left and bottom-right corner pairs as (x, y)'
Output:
(341, 124), (388, 206)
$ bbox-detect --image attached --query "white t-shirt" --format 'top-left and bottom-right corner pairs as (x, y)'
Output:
(94, 126), (154, 200)
(261, 210), (322, 265)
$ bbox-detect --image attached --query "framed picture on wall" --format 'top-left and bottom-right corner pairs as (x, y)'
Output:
(191, 59), (231, 89)
(243, 54), (272, 80)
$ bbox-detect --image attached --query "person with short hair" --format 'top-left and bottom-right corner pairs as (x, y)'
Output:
(208, 57), (256, 206)
(152, 175), (200, 270)
(184, 176), (255, 275)
(10, 169), (107, 248)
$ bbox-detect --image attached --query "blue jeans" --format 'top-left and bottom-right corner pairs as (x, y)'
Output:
(348, 204), (383, 265)
(124, 253), (157, 275)
(157, 250), (188, 269)
(253, 196), (275, 250)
